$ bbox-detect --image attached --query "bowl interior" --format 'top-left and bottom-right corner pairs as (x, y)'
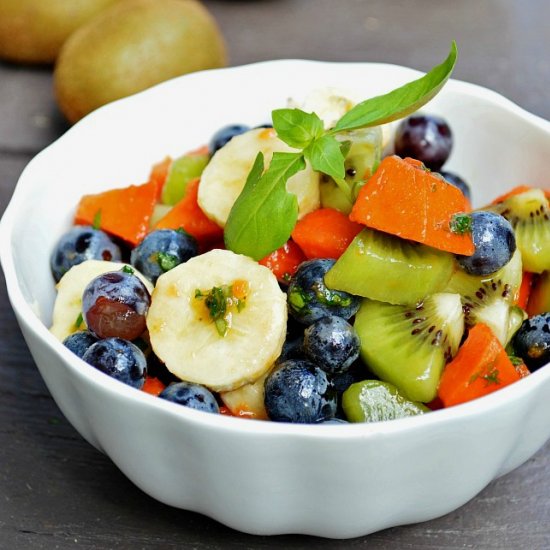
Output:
(3, 58), (550, 386)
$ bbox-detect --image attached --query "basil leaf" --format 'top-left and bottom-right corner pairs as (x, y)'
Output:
(272, 108), (324, 149)
(332, 41), (458, 133)
(339, 140), (352, 159)
(224, 152), (305, 260)
(305, 135), (346, 181)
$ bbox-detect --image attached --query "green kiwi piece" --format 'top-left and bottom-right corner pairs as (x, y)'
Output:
(342, 380), (429, 423)
(486, 188), (550, 273)
(324, 227), (455, 305)
(320, 126), (382, 214)
(445, 249), (523, 345)
(340, 126), (382, 189)
(354, 293), (464, 403)
(508, 305), (527, 340)
(319, 175), (354, 215)
(161, 153), (210, 205)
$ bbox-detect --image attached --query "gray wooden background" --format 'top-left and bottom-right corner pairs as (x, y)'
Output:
(1, 1), (549, 548)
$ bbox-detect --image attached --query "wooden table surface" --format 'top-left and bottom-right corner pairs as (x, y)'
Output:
(1, 1), (550, 548)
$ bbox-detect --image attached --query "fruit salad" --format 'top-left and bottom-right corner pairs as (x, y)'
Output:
(48, 48), (550, 424)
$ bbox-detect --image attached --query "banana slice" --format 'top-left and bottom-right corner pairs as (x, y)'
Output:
(197, 128), (320, 227)
(147, 249), (287, 392)
(219, 370), (270, 420)
(50, 260), (153, 342)
(292, 87), (394, 151)
(292, 87), (359, 130)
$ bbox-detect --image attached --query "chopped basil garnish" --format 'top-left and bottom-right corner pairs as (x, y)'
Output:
(194, 282), (248, 337)
(450, 213), (472, 235)
(157, 252), (179, 272)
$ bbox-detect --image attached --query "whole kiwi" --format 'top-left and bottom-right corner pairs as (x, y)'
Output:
(54, 0), (227, 123)
(0, 0), (120, 64)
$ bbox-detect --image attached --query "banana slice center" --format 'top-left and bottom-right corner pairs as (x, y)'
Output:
(147, 249), (287, 392)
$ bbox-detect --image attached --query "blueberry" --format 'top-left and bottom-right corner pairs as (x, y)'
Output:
(82, 337), (146, 389)
(394, 114), (453, 171)
(456, 211), (516, 276)
(82, 270), (151, 340)
(439, 170), (471, 202)
(264, 359), (337, 423)
(62, 330), (99, 358)
(159, 382), (219, 414)
(208, 124), (250, 154)
(130, 229), (198, 284)
(303, 315), (360, 374)
(512, 314), (550, 372)
(287, 259), (361, 325)
(51, 226), (121, 282)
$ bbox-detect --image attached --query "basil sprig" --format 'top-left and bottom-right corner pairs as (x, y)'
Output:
(224, 151), (305, 260)
(224, 41), (458, 260)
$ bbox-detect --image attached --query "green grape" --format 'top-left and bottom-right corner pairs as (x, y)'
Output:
(161, 153), (210, 205)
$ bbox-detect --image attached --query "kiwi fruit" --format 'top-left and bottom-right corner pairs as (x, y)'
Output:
(0, 0), (119, 64)
(445, 249), (523, 345)
(161, 152), (210, 206)
(354, 292), (464, 403)
(485, 188), (550, 273)
(319, 175), (354, 215)
(54, 0), (227, 123)
(324, 227), (455, 306)
(342, 380), (429, 423)
(319, 126), (382, 214)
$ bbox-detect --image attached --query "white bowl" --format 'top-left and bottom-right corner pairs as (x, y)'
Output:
(2, 60), (550, 539)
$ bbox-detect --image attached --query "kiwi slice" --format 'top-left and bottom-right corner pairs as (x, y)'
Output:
(508, 305), (528, 341)
(320, 126), (382, 214)
(339, 126), (382, 187)
(445, 249), (523, 345)
(354, 293), (464, 403)
(319, 175), (354, 215)
(325, 227), (455, 305)
(486, 188), (550, 273)
(342, 380), (429, 423)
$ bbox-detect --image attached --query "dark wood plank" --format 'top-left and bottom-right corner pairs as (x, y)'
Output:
(1, 0), (550, 547)
(0, 64), (69, 154)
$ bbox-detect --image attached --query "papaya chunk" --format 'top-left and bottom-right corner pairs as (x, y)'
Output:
(437, 323), (521, 407)
(350, 155), (474, 256)
(155, 178), (223, 246)
(74, 181), (157, 246)
(291, 207), (363, 260)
